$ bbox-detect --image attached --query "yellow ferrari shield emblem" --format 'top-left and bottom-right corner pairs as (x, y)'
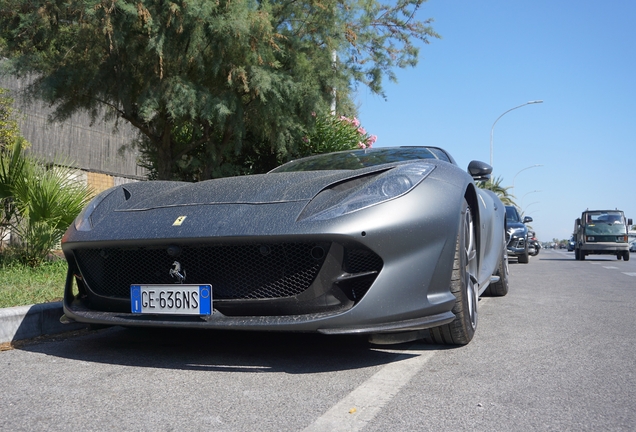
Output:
(172, 216), (187, 226)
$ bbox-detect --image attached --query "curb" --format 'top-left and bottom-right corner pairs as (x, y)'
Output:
(0, 302), (87, 344)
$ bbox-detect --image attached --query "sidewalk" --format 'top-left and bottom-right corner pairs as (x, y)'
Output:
(0, 302), (86, 344)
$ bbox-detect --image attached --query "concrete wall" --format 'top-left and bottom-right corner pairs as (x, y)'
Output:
(1, 74), (148, 184)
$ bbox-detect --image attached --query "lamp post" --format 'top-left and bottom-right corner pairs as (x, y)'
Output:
(520, 190), (541, 209)
(490, 100), (543, 168)
(512, 164), (543, 195)
(523, 201), (540, 214)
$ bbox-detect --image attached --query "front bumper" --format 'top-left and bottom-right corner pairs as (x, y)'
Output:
(62, 296), (456, 335)
(579, 243), (629, 254)
(62, 188), (465, 334)
(506, 236), (526, 256)
(62, 231), (458, 334)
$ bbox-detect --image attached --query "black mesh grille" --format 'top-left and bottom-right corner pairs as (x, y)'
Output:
(344, 248), (384, 273)
(339, 247), (385, 301)
(74, 242), (331, 300)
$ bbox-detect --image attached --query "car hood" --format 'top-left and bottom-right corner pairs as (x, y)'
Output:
(507, 221), (527, 231)
(62, 159), (455, 243)
(115, 167), (392, 211)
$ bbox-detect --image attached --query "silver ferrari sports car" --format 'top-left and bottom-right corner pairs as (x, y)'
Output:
(61, 146), (508, 345)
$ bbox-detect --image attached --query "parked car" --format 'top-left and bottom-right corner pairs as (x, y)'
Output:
(505, 205), (532, 263)
(567, 236), (576, 251)
(630, 240), (636, 253)
(60, 146), (509, 346)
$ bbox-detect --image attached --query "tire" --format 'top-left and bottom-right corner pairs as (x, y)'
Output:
(484, 242), (509, 297)
(617, 254), (622, 260)
(624, 251), (630, 261)
(426, 199), (478, 345)
(574, 248), (580, 260)
(518, 240), (530, 264)
(580, 250), (586, 261)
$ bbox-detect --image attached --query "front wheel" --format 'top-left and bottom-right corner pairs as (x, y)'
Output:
(518, 241), (530, 264)
(624, 251), (630, 261)
(426, 199), (478, 345)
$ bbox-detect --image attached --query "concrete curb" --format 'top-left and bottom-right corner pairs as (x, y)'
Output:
(0, 302), (87, 344)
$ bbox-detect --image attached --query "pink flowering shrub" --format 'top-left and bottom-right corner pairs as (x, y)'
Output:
(299, 113), (377, 155)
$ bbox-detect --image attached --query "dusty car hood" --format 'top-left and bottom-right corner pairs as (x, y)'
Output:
(507, 221), (526, 231)
(117, 168), (390, 211)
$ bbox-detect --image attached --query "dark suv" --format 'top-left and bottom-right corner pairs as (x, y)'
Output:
(505, 205), (533, 264)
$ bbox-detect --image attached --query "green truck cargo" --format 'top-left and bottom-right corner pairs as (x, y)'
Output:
(574, 209), (632, 261)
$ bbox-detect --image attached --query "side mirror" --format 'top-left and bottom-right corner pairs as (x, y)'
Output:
(628, 218), (633, 225)
(523, 216), (533, 224)
(468, 160), (492, 181)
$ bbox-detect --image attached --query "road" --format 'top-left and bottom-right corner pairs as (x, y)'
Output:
(1, 248), (635, 431)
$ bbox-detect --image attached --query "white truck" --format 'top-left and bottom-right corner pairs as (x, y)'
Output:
(574, 209), (632, 261)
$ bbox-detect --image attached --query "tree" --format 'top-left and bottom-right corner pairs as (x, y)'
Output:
(0, 0), (439, 180)
(478, 176), (517, 207)
(144, 113), (379, 179)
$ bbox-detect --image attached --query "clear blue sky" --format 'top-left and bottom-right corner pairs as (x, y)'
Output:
(356, 0), (636, 242)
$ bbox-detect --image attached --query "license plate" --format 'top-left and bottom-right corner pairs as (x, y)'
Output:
(130, 285), (212, 315)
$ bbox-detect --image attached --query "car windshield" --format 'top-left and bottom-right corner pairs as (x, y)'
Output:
(270, 147), (452, 172)
(584, 211), (627, 235)
(505, 206), (522, 224)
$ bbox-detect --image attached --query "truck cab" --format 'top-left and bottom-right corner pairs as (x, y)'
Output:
(574, 210), (632, 261)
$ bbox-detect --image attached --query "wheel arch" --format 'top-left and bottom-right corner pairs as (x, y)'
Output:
(464, 183), (481, 267)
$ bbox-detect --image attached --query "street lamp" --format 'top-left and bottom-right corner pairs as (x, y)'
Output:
(490, 100), (543, 167)
(512, 164), (543, 195)
(523, 201), (540, 214)
(520, 190), (541, 209)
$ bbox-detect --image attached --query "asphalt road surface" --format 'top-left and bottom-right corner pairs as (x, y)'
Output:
(1, 248), (635, 431)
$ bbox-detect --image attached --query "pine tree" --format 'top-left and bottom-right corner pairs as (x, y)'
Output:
(0, 0), (439, 180)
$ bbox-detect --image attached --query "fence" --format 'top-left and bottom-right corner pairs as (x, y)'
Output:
(1, 74), (148, 190)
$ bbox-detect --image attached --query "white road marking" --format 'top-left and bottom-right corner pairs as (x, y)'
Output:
(603, 266), (619, 269)
(303, 344), (435, 432)
(622, 272), (636, 277)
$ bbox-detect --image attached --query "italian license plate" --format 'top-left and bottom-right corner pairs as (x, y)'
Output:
(130, 284), (212, 315)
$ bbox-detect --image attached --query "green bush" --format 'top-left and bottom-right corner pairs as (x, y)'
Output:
(1, 89), (93, 266)
(2, 143), (93, 266)
(298, 113), (377, 156)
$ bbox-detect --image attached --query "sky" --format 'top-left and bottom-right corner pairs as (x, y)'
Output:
(355, 0), (636, 242)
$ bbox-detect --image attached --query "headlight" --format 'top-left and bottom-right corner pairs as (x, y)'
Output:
(301, 163), (435, 221)
(507, 227), (526, 238)
(74, 188), (116, 231)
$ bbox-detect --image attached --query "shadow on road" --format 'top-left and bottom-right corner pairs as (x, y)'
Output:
(13, 325), (447, 373)
(538, 256), (628, 262)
